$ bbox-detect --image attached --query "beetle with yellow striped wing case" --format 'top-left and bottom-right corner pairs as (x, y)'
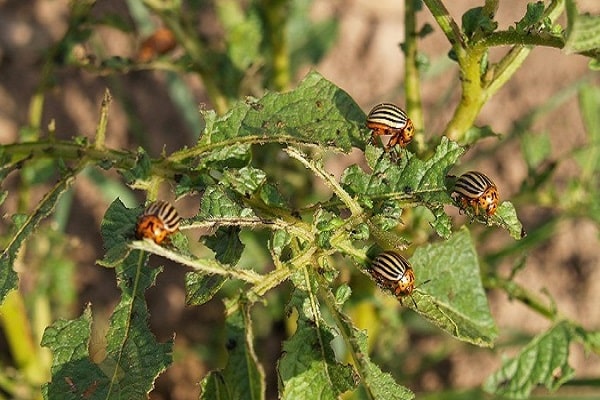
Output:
(452, 171), (499, 216)
(135, 200), (181, 244)
(366, 103), (414, 152)
(369, 250), (416, 305)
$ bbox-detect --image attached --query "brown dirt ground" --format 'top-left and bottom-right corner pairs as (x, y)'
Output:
(1, 0), (600, 399)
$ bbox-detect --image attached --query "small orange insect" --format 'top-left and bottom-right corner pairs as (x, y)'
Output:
(135, 200), (181, 244)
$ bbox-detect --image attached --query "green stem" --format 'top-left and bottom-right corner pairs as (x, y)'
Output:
(484, 274), (557, 320)
(284, 147), (364, 217)
(129, 240), (264, 283)
(431, 0), (566, 143)
(421, 0), (466, 49)
(94, 89), (111, 150)
(143, 1), (230, 113)
(261, 0), (290, 91)
(444, 45), (488, 141)
(404, 0), (425, 154)
(0, 290), (48, 392)
(478, 30), (565, 49)
(0, 141), (185, 179)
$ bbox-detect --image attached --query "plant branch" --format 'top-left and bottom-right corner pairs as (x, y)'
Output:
(260, 0), (290, 90)
(284, 147), (364, 217)
(478, 30), (565, 49)
(484, 274), (557, 320)
(186, 216), (314, 243)
(422, 0), (466, 50)
(129, 240), (264, 284)
(94, 89), (111, 150)
(404, 0), (425, 154)
(142, 0), (230, 113)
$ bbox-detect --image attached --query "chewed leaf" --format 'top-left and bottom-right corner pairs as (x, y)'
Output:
(410, 227), (497, 347)
(98, 198), (140, 267)
(185, 272), (227, 306)
(484, 321), (575, 399)
(100, 251), (172, 398)
(42, 307), (108, 399)
(493, 201), (526, 239)
(325, 292), (414, 399)
(279, 289), (356, 399)
(1, 174), (75, 303)
(565, 0), (600, 56)
(199, 71), (366, 152)
(341, 137), (463, 238)
(200, 303), (265, 400)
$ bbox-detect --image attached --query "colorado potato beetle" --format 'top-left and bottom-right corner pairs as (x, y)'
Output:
(452, 171), (499, 216)
(135, 200), (181, 244)
(369, 250), (416, 304)
(366, 103), (414, 152)
(137, 27), (177, 63)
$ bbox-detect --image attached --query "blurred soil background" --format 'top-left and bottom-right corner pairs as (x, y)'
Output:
(1, 0), (600, 399)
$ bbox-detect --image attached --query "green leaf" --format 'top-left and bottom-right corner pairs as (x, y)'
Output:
(199, 71), (366, 152)
(174, 173), (212, 197)
(120, 148), (152, 184)
(98, 198), (139, 267)
(565, 0), (600, 57)
(314, 209), (345, 249)
(197, 143), (252, 169)
(217, 0), (262, 71)
(484, 321), (575, 399)
(201, 302), (265, 400)
(325, 291), (414, 399)
(43, 247), (173, 399)
(0, 174), (75, 304)
(270, 230), (291, 259)
(462, 125), (500, 145)
(204, 227), (245, 265)
(515, 1), (546, 31)
(222, 167), (267, 196)
(521, 132), (552, 170)
(278, 289), (356, 399)
(342, 137), (464, 238)
(288, 0), (338, 74)
(185, 272), (227, 306)
(42, 306), (107, 399)
(410, 228), (498, 346)
(199, 186), (255, 219)
(492, 201), (526, 240)
(100, 250), (172, 398)
(429, 205), (453, 239)
(197, 186), (254, 264)
(575, 85), (600, 176)
(462, 7), (497, 38)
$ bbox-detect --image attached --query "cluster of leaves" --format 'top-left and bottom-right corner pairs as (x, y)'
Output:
(0, 71), (559, 399)
(1, 0), (600, 399)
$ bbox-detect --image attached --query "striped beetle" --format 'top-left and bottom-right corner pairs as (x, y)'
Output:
(452, 171), (499, 216)
(135, 200), (181, 244)
(366, 103), (414, 152)
(369, 250), (416, 305)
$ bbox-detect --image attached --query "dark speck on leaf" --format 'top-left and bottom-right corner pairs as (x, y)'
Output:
(315, 100), (323, 108)
(226, 338), (237, 350)
(246, 100), (263, 111)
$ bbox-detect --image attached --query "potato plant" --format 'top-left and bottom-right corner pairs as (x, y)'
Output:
(0, 0), (599, 399)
